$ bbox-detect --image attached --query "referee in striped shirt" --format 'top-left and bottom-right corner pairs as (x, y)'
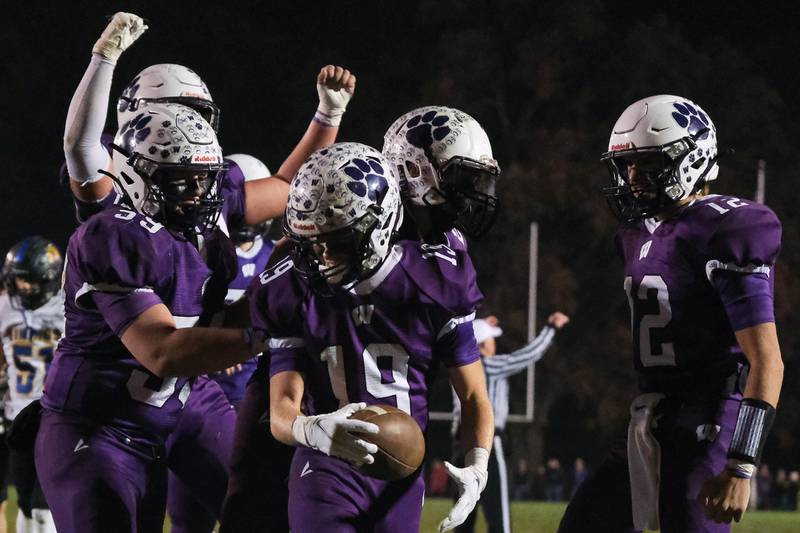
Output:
(452, 311), (570, 533)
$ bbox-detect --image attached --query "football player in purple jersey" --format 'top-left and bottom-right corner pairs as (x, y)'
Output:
(558, 95), (783, 533)
(59, 13), (355, 532)
(253, 143), (494, 533)
(221, 108), (501, 532)
(165, 154), (275, 533)
(36, 105), (271, 533)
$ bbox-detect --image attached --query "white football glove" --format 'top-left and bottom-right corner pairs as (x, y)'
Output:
(291, 402), (379, 465)
(92, 12), (148, 63)
(439, 447), (490, 532)
(315, 65), (356, 127)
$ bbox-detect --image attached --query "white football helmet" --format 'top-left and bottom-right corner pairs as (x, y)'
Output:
(602, 94), (719, 222)
(382, 106), (499, 237)
(225, 153), (272, 244)
(117, 64), (220, 132)
(110, 103), (226, 234)
(285, 142), (403, 287)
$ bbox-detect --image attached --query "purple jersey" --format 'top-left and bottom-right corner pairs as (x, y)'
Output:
(43, 205), (238, 447)
(211, 236), (275, 405)
(249, 239), (483, 431)
(225, 236), (275, 305)
(615, 194), (781, 381)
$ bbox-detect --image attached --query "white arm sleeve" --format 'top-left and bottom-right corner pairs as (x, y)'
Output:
(482, 326), (556, 379)
(63, 53), (114, 184)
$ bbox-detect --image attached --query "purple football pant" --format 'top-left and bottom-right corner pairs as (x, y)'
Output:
(35, 409), (167, 533)
(220, 360), (294, 533)
(558, 394), (740, 533)
(166, 376), (236, 533)
(288, 447), (425, 533)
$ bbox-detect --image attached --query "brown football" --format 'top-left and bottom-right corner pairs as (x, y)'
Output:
(349, 404), (425, 481)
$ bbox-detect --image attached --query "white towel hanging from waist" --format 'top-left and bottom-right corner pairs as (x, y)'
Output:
(627, 392), (665, 531)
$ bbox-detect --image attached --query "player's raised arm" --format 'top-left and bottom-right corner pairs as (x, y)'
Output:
(63, 12), (147, 202)
(242, 65), (356, 224)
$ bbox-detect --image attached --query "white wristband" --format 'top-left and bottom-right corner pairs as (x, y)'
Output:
(291, 415), (312, 448)
(465, 447), (490, 470)
(313, 108), (344, 127)
(726, 458), (756, 479)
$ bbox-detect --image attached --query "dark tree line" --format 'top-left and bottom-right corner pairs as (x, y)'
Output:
(413, 0), (800, 468)
(2, 0), (797, 470)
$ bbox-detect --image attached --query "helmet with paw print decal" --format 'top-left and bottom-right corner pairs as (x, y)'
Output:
(382, 106), (499, 238)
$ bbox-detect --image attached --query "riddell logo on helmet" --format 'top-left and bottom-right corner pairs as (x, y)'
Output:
(192, 154), (219, 163)
(292, 223), (316, 231)
(181, 91), (209, 100)
(611, 143), (631, 151)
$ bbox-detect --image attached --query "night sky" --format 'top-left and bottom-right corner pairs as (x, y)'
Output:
(4, 0), (799, 465)
(3, 1), (797, 252)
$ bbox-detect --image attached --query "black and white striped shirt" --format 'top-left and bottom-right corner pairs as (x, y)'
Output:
(453, 325), (557, 433)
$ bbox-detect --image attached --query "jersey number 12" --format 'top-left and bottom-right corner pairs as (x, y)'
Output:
(624, 275), (676, 367)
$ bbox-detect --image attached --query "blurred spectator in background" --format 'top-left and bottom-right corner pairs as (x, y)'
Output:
(544, 457), (566, 502)
(787, 471), (799, 511)
(756, 463), (773, 510)
(533, 464), (547, 500)
(571, 458), (589, 497)
(773, 469), (788, 510)
(427, 459), (450, 496)
(512, 458), (532, 501)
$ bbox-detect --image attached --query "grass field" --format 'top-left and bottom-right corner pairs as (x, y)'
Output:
(4, 490), (798, 532)
(420, 499), (800, 533)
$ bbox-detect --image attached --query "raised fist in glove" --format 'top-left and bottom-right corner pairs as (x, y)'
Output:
(93, 12), (148, 63)
(315, 65), (356, 127)
(291, 402), (379, 465)
(439, 447), (490, 532)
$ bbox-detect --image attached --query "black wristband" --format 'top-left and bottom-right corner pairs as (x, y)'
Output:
(727, 398), (776, 465)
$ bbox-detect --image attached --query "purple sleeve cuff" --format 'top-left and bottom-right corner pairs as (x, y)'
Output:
(268, 348), (308, 378)
(221, 162), (247, 229)
(73, 190), (119, 223)
(93, 290), (163, 337)
(437, 321), (481, 368)
(712, 272), (775, 331)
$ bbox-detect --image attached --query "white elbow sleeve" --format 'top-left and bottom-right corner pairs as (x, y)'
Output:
(64, 54), (115, 184)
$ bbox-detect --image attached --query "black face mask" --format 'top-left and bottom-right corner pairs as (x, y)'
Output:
(2, 237), (63, 311)
(148, 167), (226, 236)
(601, 134), (719, 223)
(436, 156), (500, 238)
(11, 280), (49, 310)
(106, 144), (227, 236)
(285, 208), (383, 294)
(230, 220), (272, 246)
